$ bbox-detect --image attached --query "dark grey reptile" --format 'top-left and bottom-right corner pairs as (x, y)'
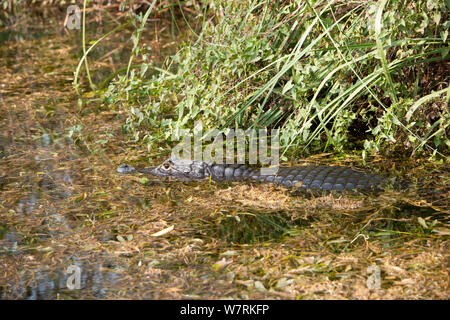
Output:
(117, 156), (388, 192)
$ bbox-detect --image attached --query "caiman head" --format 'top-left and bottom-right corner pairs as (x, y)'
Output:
(117, 156), (212, 181)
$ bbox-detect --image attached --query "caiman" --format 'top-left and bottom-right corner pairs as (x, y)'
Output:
(117, 156), (389, 192)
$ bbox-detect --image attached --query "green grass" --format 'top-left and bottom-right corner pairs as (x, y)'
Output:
(95, 0), (448, 159)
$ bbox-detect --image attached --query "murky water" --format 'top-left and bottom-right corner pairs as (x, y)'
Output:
(0, 8), (448, 300)
(0, 9), (175, 299)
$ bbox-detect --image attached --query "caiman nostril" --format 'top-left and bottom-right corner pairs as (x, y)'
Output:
(117, 164), (135, 174)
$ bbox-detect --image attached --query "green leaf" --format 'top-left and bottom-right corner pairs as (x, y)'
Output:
(282, 80), (294, 95)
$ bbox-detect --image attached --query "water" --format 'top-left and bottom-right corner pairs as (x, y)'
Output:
(0, 8), (448, 300)
(0, 9), (165, 299)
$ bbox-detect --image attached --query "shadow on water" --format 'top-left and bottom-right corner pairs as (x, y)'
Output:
(207, 210), (312, 244)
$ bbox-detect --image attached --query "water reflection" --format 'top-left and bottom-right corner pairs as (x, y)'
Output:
(0, 225), (20, 255)
(0, 7), (174, 299)
(17, 262), (122, 300)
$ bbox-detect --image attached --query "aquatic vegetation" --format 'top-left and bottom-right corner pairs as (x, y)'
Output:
(0, 2), (448, 300)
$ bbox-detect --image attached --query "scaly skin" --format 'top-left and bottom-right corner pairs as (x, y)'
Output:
(117, 157), (387, 191)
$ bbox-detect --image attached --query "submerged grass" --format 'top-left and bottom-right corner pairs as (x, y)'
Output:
(0, 2), (448, 300)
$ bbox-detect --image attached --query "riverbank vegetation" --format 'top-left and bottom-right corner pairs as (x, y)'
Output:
(83, 0), (450, 160)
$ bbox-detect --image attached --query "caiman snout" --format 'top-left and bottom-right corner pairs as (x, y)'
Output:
(117, 164), (158, 175)
(117, 164), (137, 174)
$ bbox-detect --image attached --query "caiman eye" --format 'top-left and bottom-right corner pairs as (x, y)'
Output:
(163, 162), (171, 169)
